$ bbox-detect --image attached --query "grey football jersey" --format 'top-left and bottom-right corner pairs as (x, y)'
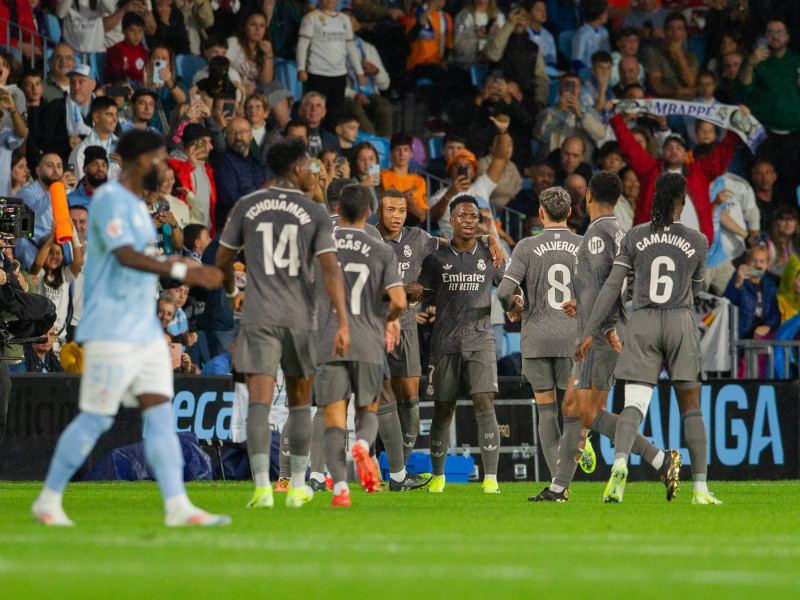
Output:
(503, 227), (581, 358)
(417, 241), (505, 355)
(317, 227), (403, 364)
(615, 222), (708, 310)
(220, 185), (336, 329)
(575, 215), (626, 349)
(330, 214), (382, 240)
(383, 226), (440, 330)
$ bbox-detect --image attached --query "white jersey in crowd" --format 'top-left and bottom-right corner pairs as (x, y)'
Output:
(296, 10), (364, 78)
(431, 173), (498, 239)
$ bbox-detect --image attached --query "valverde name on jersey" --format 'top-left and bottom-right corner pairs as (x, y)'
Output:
(634, 231), (697, 257)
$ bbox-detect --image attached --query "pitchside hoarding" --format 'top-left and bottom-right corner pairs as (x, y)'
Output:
(0, 375), (797, 481)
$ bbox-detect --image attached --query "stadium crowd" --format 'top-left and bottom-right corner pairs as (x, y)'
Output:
(2, 0), (800, 375)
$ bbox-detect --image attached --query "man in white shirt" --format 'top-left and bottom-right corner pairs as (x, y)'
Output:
(68, 97), (120, 181)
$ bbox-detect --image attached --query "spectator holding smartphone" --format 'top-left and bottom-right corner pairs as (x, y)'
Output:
(724, 246), (780, 340)
(144, 187), (184, 255)
(168, 123), (217, 234)
(144, 46), (187, 128)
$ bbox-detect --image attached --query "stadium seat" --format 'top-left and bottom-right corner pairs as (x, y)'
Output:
(428, 135), (444, 160)
(44, 13), (61, 43)
(360, 134), (391, 168)
(175, 54), (208, 87)
(558, 30), (576, 61)
(577, 67), (592, 82)
(689, 35), (706, 68)
(273, 58), (303, 101)
(530, 139), (539, 158)
(416, 77), (434, 88)
(470, 63), (488, 89)
(90, 52), (105, 84)
(547, 78), (560, 105)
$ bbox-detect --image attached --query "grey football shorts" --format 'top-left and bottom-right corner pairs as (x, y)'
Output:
(387, 328), (422, 378)
(572, 348), (618, 391)
(424, 350), (498, 402)
(233, 324), (316, 379)
(314, 361), (384, 408)
(522, 357), (573, 393)
(614, 307), (702, 386)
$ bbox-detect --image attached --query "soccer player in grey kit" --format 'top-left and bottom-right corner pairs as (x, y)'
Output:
(315, 185), (408, 506)
(577, 172), (721, 505)
(216, 137), (351, 510)
(497, 186), (581, 481)
(417, 195), (506, 494)
(527, 171), (680, 502)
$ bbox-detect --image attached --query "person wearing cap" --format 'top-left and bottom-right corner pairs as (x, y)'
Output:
(610, 110), (741, 245)
(167, 123), (217, 235)
(67, 146), (109, 209)
(120, 89), (161, 134)
(429, 119), (512, 238)
(68, 97), (120, 182)
(37, 63), (96, 164)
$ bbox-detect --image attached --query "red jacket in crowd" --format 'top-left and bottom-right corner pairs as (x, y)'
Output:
(0, 0), (37, 48)
(610, 114), (740, 246)
(166, 158), (217, 237)
(104, 41), (148, 84)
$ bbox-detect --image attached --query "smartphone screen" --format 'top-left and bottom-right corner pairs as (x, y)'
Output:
(153, 59), (167, 85)
(66, 164), (75, 173)
(456, 166), (469, 179)
(563, 80), (577, 95)
(310, 161), (321, 174)
(170, 343), (182, 369)
(222, 101), (235, 116)
(368, 163), (381, 175)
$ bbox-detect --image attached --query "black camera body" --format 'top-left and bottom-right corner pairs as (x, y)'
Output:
(0, 197), (35, 240)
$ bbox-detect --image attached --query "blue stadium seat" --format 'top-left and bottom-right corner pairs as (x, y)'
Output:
(360, 135), (391, 168)
(175, 54), (208, 87)
(547, 78), (560, 105)
(689, 35), (706, 68)
(274, 58), (303, 101)
(558, 30), (576, 60)
(90, 52), (105, 84)
(530, 139), (539, 158)
(428, 136), (444, 160)
(416, 78), (434, 88)
(470, 63), (488, 89)
(44, 13), (61, 43)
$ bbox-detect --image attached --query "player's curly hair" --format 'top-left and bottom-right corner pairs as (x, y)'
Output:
(650, 172), (686, 233)
(538, 186), (571, 222)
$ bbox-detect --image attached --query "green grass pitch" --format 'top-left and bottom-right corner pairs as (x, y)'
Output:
(2, 481), (800, 599)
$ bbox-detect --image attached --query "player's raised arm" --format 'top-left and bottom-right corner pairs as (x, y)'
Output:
(318, 251), (350, 356)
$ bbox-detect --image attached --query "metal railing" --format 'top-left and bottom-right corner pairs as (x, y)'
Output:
(733, 339), (800, 379)
(1, 17), (68, 77)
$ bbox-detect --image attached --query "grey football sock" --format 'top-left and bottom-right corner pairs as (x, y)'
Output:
(398, 398), (420, 462)
(536, 402), (561, 478)
(476, 409), (500, 477)
(354, 411), (379, 447)
(286, 405), (311, 488)
(429, 416), (450, 476)
(278, 427), (290, 479)
(682, 410), (708, 482)
(613, 406), (645, 463)
(377, 403), (405, 474)
(309, 409), (326, 475)
(246, 403), (271, 488)
(552, 417), (582, 489)
(592, 410), (662, 468)
(324, 426), (347, 485)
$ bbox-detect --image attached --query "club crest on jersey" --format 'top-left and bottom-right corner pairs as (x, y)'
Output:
(426, 383), (434, 396)
(404, 244), (412, 257)
(588, 237), (605, 254)
(477, 259), (486, 271)
(443, 264), (452, 270)
(106, 218), (123, 238)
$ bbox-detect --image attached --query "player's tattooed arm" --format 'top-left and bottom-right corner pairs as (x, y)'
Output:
(117, 246), (224, 289)
(318, 251), (351, 357)
(576, 263), (628, 362)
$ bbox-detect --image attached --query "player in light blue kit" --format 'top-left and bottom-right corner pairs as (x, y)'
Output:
(32, 131), (231, 527)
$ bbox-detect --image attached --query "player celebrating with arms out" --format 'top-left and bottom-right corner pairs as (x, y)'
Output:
(33, 130), (230, 527)
(376, 189), (504, 490)
(216, 137), (350, 510)
(497, 186), (581, 483)
(417, 195), (506, 494)
(577, 172), (720, 505)
(316, 185), (408, 506)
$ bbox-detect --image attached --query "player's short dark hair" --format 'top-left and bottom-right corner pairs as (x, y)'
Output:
(588, 171), (622, 207)
(267, 137), (309, 178)
(183, 224), (207, 250)
(591, 51), (613, 66)
(339, 185), (373, 222)
(539, 186), (572, 222)
(122, 12), (145, 30)
(448, 194), (480, 214)
(390, 132), (413, 151)
(584, 0), (608, 22)
(116, 130), (166, 163)
(651, 172), (686, 232)
(90, 96), (117, 115)
(379, 188), (406, 208)
(326, 177), (357, 209)
(664, 12), (687, 29)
